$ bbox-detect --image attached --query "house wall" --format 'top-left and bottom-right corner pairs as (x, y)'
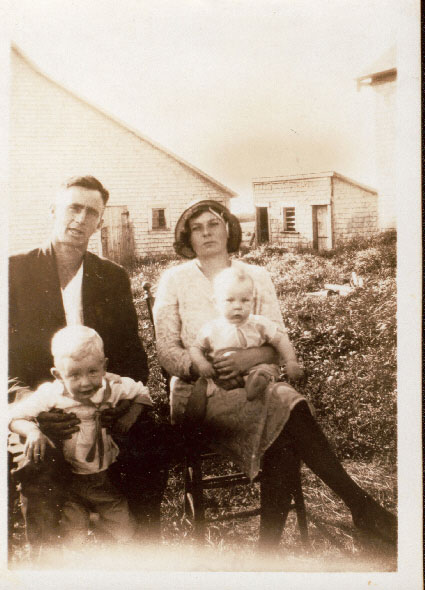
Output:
(253, 176), (331, 249)
(371, 78), (397, 230)
(9, 50), (231, 257)
(331, 177), (378, 243)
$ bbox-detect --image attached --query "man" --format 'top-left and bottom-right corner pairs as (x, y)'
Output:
(9, 176), (168, 558)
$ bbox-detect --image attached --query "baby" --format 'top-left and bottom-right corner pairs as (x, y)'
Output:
(9, 325), (153, 547)
(189, 266), (304, 401)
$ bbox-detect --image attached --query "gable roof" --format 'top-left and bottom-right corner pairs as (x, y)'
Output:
(11, 44), (237, 198)
(252, 171), (377, 194)
(356, 45), (397, 87)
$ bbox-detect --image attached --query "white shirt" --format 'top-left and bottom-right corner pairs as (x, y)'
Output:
(195, 314), (286, 360)
(61, 263), (84, 325)
(9, 375), (153, 474)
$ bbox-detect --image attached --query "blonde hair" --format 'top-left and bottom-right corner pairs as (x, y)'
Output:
(213, 267), (254, 297)
(51, 326), (104, 365)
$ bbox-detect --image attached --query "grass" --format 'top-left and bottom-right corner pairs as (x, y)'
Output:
(9, 231), (398, 570)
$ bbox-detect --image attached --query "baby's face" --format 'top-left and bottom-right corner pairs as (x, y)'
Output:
(217, 280), (253, 324)
(54, 352), (106, 402)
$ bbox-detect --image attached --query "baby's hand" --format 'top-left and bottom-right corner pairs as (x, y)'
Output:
(24, 428), (55, 463)
(194, 359), (215, 378)
(286, 360), (304, 382)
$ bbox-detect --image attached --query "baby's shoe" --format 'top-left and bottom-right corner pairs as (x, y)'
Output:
(245, 370), (271, 401)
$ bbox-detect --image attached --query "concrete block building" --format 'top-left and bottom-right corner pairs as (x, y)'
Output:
(253, 172), (378, 251)
(9, 45), (236, 263)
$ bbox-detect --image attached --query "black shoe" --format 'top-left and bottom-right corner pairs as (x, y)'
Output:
(351, 495), (397, 545)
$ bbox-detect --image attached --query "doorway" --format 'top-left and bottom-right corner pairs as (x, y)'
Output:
(312, 205), (329, 251)
(256, 206), (269, 244)
(101, 205), (134, 266)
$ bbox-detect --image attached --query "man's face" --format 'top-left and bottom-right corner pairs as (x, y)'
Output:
(51, 186), (105, 248)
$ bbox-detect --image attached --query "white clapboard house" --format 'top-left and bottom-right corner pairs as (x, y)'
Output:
(10, 45), (237, 264)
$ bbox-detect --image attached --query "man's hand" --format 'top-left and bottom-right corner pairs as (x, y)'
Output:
(37, 408), (80, 441)
(24, 428), (55, 463)
(101, 399), (132, 429)
(112, 413), (137, 436)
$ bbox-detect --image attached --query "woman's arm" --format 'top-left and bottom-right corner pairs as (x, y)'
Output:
(153, 269), (193, 379)
(189, 346), (215, 378)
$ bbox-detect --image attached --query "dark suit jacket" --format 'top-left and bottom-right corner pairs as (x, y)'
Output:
(9, 243), (149, 396)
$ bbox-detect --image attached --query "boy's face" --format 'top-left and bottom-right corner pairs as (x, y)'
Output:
(52, 352), (107, 402)
(216, 280), (253, 325)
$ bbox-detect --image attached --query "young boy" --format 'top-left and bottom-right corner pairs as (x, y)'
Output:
(9, 325), (153, 548)
(189, 267), (304, 402)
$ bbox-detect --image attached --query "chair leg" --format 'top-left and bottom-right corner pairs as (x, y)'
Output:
(292, 467), (309, 546)
(184, 455), (205, 543)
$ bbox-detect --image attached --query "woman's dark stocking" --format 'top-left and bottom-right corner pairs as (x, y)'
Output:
(259, 433), (301, 550)
(279, 400), (397, 544)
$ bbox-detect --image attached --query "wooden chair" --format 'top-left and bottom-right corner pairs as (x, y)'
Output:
(142, 281), (309, 546)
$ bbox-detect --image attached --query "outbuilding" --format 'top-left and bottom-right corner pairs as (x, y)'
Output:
(253, 171), (378, 251)
(10, 45), (237, 264)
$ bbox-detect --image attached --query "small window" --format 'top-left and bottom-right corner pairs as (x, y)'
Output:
(283, 207), (296, 231)
(152, 208), (167, 230)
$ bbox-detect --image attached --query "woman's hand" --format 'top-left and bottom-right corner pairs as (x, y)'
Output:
(213, 346), (278, 379)
(24, 428), (55, 463)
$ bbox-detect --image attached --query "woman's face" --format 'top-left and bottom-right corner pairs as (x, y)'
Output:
(189, 211), (228, 258)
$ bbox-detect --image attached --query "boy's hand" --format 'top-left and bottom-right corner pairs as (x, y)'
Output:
(24, 428), (55, 463)
(286, 360), (304, 382)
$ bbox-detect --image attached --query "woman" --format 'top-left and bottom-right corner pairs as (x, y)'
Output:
(153, 199), (396, 549)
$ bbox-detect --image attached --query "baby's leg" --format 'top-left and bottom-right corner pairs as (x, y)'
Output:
(245, 364), (280, 401)
(245, 371), (269, 401)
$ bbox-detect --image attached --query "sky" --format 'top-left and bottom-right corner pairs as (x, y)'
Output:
(10, 0), (403, 211)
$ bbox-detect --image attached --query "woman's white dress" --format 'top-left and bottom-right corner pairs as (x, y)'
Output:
(154, 258), (306, 479)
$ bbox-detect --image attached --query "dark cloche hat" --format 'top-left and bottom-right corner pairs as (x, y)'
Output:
(174, 199), (242, 259)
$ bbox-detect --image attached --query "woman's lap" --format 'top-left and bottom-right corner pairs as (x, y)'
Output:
(171, 377), (307, 479)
